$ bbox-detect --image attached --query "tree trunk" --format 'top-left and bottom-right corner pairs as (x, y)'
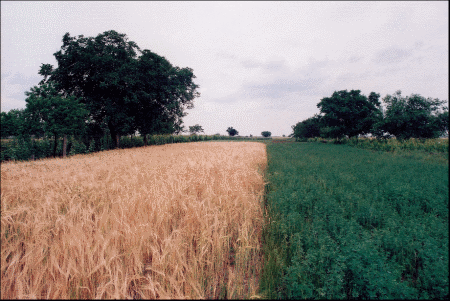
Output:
(143, 134), (147, 146)
(53, 134), (58, 157)
(116, 134), (120, 148)
(62, 134), (67, 158)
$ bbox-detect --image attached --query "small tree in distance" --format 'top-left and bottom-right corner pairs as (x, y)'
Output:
(189, 124), (204, 135)
(226, 127), (239, 136)
(261, 131), (271, 137)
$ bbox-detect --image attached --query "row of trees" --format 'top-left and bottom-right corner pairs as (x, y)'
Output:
(292, 90), (448, 140)
(1, 30), (200, 157)
(185, 125), (272, 138)
(225, 128), (272, 137)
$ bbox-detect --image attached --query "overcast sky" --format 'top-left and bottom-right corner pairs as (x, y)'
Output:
(1, 1), (448, 136)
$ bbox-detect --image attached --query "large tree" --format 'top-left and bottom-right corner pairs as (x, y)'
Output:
(317, 90), (382, 138)
(42, 30), (139, 148)
(129, 49), (198, 144)
(43, 30), (199, 148)
(379, 90), (448, 140)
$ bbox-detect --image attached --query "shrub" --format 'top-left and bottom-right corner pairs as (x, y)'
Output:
(261, 131), (272, 138)
(88, 139), (95, 153)
(69, 139), (87, 156)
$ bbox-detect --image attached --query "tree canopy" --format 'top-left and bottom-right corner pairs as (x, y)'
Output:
(1, 109), (27, 138)
(317, 90), (382, 138)
(40, 30), (199, 147)
(292, 89), (448, 140)
(226, 127), (239, 136)
(378, 90), (448, 140)
(291, 114), (322, 140)
(189, 124), (204, 135)
(261, 131), (272, 138)
(24, 82), (89, 156)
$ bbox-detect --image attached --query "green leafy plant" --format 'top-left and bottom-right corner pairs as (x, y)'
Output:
(261, 142), (448, 299)
(189, 124), (204, 135)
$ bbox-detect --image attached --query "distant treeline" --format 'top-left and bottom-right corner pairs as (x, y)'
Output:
(291, 90), (448, 141)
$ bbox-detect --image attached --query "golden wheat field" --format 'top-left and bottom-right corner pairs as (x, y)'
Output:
(1, 141), (267, 299)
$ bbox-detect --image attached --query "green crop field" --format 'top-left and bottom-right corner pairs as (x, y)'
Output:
(260, 142), (448, 299)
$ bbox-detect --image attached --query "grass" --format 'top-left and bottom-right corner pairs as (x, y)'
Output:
(1, 141), (267, 299)
(260, 142), (448, 299)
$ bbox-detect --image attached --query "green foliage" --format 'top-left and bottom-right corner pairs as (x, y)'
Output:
(100, 134), (114, 151)
(1, 134), (276, 163)
(130, 49), (199, 140)
(437, 111), (449, 137)
(24, 82), (89, 157)
(69, 138), (87, 156)
(320, 137), (450, 165)
(7, 30), (200, 151)
(317, 90), (382, 138)
(49, 30), (141, 148)
(261, 131), (272, 138)
(1, 137), (55, 161)
(291, 114), (322, 140)
(88, 139), (96, 153)
(189, 124), (204, 135)
(42, 30), (199, 148)
(226, 127), (239, 136)
(261, 142), (448, 299)
(32, 138), (53, 159)
(293, 89), (447, 143)
(0, 137), (31, 161)
(1, 109), (28, 138)
(119, 136), (144, 149)
(379, 90), (448, 140)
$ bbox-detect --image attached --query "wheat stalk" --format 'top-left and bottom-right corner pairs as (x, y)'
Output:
(1, 141), (267, 299)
